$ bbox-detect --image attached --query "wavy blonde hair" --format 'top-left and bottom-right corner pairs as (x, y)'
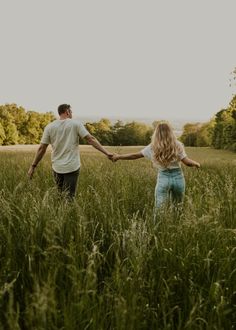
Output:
(151, 122), (180, 167)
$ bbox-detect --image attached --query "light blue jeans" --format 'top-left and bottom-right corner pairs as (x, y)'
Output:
(155, 168), (185, 208)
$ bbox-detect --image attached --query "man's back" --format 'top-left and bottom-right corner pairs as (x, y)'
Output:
(41, 118), (89, 173)
(28, 103), (112, 197)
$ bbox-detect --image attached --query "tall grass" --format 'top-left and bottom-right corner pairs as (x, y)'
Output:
(0, 148), (236, 329)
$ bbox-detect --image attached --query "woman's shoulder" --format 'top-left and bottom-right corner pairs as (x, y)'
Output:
(176, 140), (185, 150)
(176, 140), (187, 158)
(142, 143), (152, 151)
(176, 140), (184, 146)
(141, 144), (153, 159)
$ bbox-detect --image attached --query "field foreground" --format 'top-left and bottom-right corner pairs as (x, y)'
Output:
(0, 146), (236, 329)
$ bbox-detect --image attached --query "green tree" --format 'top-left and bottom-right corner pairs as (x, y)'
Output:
(0, 104), (55, 145)
(212, 102), (236, 150)
(181, 121), (214, 147)
(196, 120), (214, 147)
(180, 123), (201, 146)
(85, 119), (113, 145)
(112, 120), (124, 146)
(116, 121), (151, 146)
(0, 122), (6, 145)
(0, 105), (19, 145)
(6, 104), (28, 143)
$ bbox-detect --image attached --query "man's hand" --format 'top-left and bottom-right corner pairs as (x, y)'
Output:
(106, 152), (114, 160)
(111, 153), (120, 162)
(27, 144), (48, 179)
(28, 165), (36, 179)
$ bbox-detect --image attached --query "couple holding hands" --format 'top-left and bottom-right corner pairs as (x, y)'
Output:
(28, 104), (200, 207)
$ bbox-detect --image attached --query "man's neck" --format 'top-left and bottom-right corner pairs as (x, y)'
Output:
(59, 114), (70, 120)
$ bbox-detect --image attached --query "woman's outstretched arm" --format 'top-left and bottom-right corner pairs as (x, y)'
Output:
(181, 157), (200, 168)
(112, 152), (144, 161)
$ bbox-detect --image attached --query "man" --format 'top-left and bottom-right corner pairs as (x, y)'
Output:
(28, 104), (113, 198)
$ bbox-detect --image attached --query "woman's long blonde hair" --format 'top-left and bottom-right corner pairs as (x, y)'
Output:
(151, 121), (180, 167)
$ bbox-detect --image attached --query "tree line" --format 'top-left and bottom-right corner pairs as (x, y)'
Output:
(180, 95), (236, 151)
(1, 95), (236, 151)
(0, 104), (153, 146)
(84, 119), (153, 146)
(0, 104), (55, 145)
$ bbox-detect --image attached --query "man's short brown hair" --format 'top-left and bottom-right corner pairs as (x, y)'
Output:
(58, 104), (71, 115)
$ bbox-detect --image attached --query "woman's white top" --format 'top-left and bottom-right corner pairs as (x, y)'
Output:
(141, 141), (187, 170)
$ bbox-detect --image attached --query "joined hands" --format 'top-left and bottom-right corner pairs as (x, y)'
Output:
(106, 153), (120, 162)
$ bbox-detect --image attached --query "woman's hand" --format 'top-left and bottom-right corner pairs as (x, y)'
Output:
(111, 153), (120, 162)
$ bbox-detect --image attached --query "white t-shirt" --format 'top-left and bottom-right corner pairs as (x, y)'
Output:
(40, 119), (89, 173)
(141, 141), (187, 170)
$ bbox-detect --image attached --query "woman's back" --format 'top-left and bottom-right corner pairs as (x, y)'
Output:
(141, 140), (187, 170)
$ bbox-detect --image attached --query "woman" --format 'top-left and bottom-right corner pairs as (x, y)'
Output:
(112, 121), (200, 208)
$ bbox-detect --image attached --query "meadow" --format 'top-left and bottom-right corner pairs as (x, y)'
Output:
(0, 146), (236, 330)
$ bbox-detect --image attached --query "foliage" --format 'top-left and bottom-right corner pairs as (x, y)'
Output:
(0, 104), (153, 147)
(2, 94), (236, 151)
(180, 123), (202, 146)
(0, 104), (55, 145)
(180, 94), (236, 152)
(85, 118), (113, 145)
(85, 120), (153, 146)
(180, 121), (214, 147)
(212, 95), (236, 151)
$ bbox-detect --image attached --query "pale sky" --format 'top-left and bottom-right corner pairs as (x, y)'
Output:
(0, 0), (236, 122)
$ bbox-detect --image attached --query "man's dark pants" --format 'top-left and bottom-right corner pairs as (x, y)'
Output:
(53, 169), (80, 199)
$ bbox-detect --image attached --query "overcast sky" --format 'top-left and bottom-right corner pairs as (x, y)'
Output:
(1, 0), (236, 122)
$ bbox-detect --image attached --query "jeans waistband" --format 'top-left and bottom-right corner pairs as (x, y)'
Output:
(159, 167), (182, 173)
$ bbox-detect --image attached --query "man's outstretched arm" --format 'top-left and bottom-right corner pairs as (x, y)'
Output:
(28, 143), (48, 179)
(84, 134), (113, 158)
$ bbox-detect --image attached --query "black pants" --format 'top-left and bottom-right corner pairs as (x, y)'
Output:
(53, 169), (80, 199)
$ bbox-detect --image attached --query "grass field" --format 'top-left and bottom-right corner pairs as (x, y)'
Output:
(0, 146), (236, 330)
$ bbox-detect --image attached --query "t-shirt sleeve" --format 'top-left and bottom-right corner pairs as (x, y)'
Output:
(77, 122), (90, 138)
(40, 126), (50, 144)
(140, 144), (152, 160)
(178, 141), (187, 160)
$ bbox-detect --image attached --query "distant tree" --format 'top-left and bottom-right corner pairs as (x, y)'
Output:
(0, 122), (6, 145)
(212, 102), (236, 150)
(180, 123), (201, 146)
(116, 121), (152, 146)
(25, 111), (43, 144)
(0, 104), (55, 145)
(4, 123), (19, 145)
(39, 112), (55, 130)
(6, 104), (28, 143)
(85, 119), (152, 146)
(112, 120), (124, 146)
(145, 126), (154, 144)
(0, 105), (19, 144)
(196, 120), (215, 147)
(85, 118), (113, 145)
(95, 119), (113, 145)
(85, 122), (96, 135)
